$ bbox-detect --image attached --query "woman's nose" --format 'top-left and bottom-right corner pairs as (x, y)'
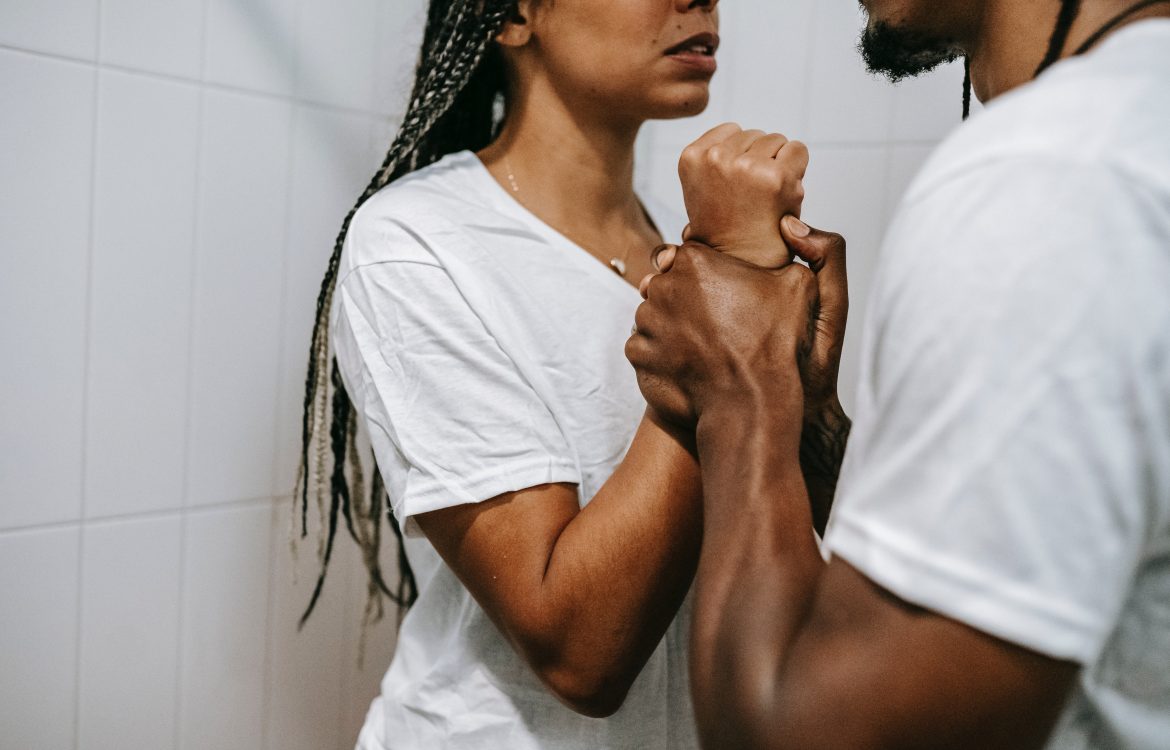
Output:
(675, 0), (718, 13)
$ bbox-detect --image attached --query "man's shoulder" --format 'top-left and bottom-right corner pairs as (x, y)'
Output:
(908, 27), (1170, 204)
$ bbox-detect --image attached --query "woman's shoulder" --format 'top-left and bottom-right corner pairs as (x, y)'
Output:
(344, 151), (508, 269)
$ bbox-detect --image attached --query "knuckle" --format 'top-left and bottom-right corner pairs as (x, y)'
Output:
(634, 301), (652, 328)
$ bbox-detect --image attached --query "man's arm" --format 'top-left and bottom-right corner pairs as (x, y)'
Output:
(691, 398), (1076, 750)
(415, 411), (701, 718)
(628, 242), (1080, 749)
(799, 400), (850, 535)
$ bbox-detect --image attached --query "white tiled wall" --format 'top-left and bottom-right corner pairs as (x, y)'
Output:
(1, 1), (966, 747)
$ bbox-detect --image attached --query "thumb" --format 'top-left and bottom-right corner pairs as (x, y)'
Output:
(781, 215), (848, 347)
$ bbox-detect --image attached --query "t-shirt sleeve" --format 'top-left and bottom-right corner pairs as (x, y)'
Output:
(824, 159), (1170, 664)
(330, 221), (579, 530)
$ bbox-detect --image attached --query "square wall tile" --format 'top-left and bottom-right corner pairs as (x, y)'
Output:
(884, 144), (937, 225)
(187, 90), (292, 507)
(78, 515), (181, 750)
(0, 526), (81, 749)
(101, 0), (205, 79)
(275, 107), (382, 496)
(0, 51), (93, 529)
(724, 0), (815, 135)
(339, 527), (400, 746)
(890, 58), (967, 143)
(204, 0), (299, 97)
(87, 70), (200, 519)
(179, 504), (271, 750)
(297, 0), (378, 112)
(0, 0), (98, 59)
(371, 0), (427, 117)
(804, 2), (893, 144)
(801, 146), (890, 416)
(265, 499), (348, 750)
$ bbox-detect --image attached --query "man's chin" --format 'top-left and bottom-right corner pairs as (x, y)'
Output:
(860, 20), (960, 82)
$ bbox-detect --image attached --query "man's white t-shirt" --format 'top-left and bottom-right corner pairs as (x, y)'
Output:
(824, 20), (1170, 749)
(330, 150), (698, 749)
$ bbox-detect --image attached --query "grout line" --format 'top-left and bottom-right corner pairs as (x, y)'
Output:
(175, 0), (214, 736)
(0, 42), (394, 120)
(262, 0), (309, 741)
(71, 6), (105, 742)
(0, 496), (283, 538)
(260, 498), (281, 750)
(261, 55), (303, 750)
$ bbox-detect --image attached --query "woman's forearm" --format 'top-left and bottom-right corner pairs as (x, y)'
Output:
(530, 411), (703, 715)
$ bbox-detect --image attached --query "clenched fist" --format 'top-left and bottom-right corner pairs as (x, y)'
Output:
(678, 123), (809, 269)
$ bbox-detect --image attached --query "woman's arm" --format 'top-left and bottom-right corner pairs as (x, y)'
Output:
(415, 410), (702, 718)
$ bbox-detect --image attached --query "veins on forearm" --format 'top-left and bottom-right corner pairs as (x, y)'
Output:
(799, 402), (851, 535)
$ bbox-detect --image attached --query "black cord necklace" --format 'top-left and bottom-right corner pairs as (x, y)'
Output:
(962, 0), (1170, 119)
(1069, 0), (1170, 55)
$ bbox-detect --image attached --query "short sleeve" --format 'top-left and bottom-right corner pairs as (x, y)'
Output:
(824, 159), (1170, 664)
(330, 221), (579, 530)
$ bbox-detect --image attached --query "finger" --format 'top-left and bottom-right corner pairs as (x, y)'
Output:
(632, 295), (668, 342)
(685, 122), (743, 153)
(721, 128), (768, 156)
(772, 140), (810, 181)
(746, 132), (790, 160)
(781, 216), (848, 349)
(656, 245), (677, 273)
(681, 223), (694, 242)
(651, 243), (677, 272)
(639, 272), (654, 299)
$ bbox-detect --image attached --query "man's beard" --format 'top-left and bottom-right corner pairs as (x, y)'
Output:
(859, 17), (961, 82)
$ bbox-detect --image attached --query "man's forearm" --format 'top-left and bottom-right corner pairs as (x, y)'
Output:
(690, 398), (826, 750)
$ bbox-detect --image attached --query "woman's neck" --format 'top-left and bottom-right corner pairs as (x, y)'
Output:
(477, 77), (648, 238)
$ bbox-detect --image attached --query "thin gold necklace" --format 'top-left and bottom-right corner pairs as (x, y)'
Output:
(504, 156), (633, 277)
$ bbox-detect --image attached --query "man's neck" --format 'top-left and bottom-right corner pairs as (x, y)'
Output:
(477, 75), (647, 236)
(967, 0), (1170, 102)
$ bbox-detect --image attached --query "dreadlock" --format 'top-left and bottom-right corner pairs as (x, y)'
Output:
(963, 0), (1110, 119)
(965, 0), (1079, 119)
(295, 0), (518, 629)
(1037, 0), (1084, 75)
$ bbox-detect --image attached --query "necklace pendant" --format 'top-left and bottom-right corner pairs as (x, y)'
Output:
(609, 258), (627, 277)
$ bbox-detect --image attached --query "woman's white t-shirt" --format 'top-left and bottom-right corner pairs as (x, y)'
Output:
(330, 150), (698, 750)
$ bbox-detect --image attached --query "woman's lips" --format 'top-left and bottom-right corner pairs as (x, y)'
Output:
(664, 32), (719, 75)
(667, 50), (717, 75)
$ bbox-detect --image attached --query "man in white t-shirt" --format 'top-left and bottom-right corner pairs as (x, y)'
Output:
(627, 0), (1170, 748)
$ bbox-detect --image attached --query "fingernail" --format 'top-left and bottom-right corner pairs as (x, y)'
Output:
(784, 215), (810, 238)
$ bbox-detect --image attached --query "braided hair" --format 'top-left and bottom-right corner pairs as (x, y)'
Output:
(295, 0), (518, 628)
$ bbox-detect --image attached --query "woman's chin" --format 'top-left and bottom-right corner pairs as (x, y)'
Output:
(649, 91), (712, 120)
(655, 97), (706, 120)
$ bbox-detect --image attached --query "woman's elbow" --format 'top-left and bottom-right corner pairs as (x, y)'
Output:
(539, 663), (634, 718)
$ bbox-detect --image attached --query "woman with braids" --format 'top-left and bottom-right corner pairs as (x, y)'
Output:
(296, 0), (809, 747)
